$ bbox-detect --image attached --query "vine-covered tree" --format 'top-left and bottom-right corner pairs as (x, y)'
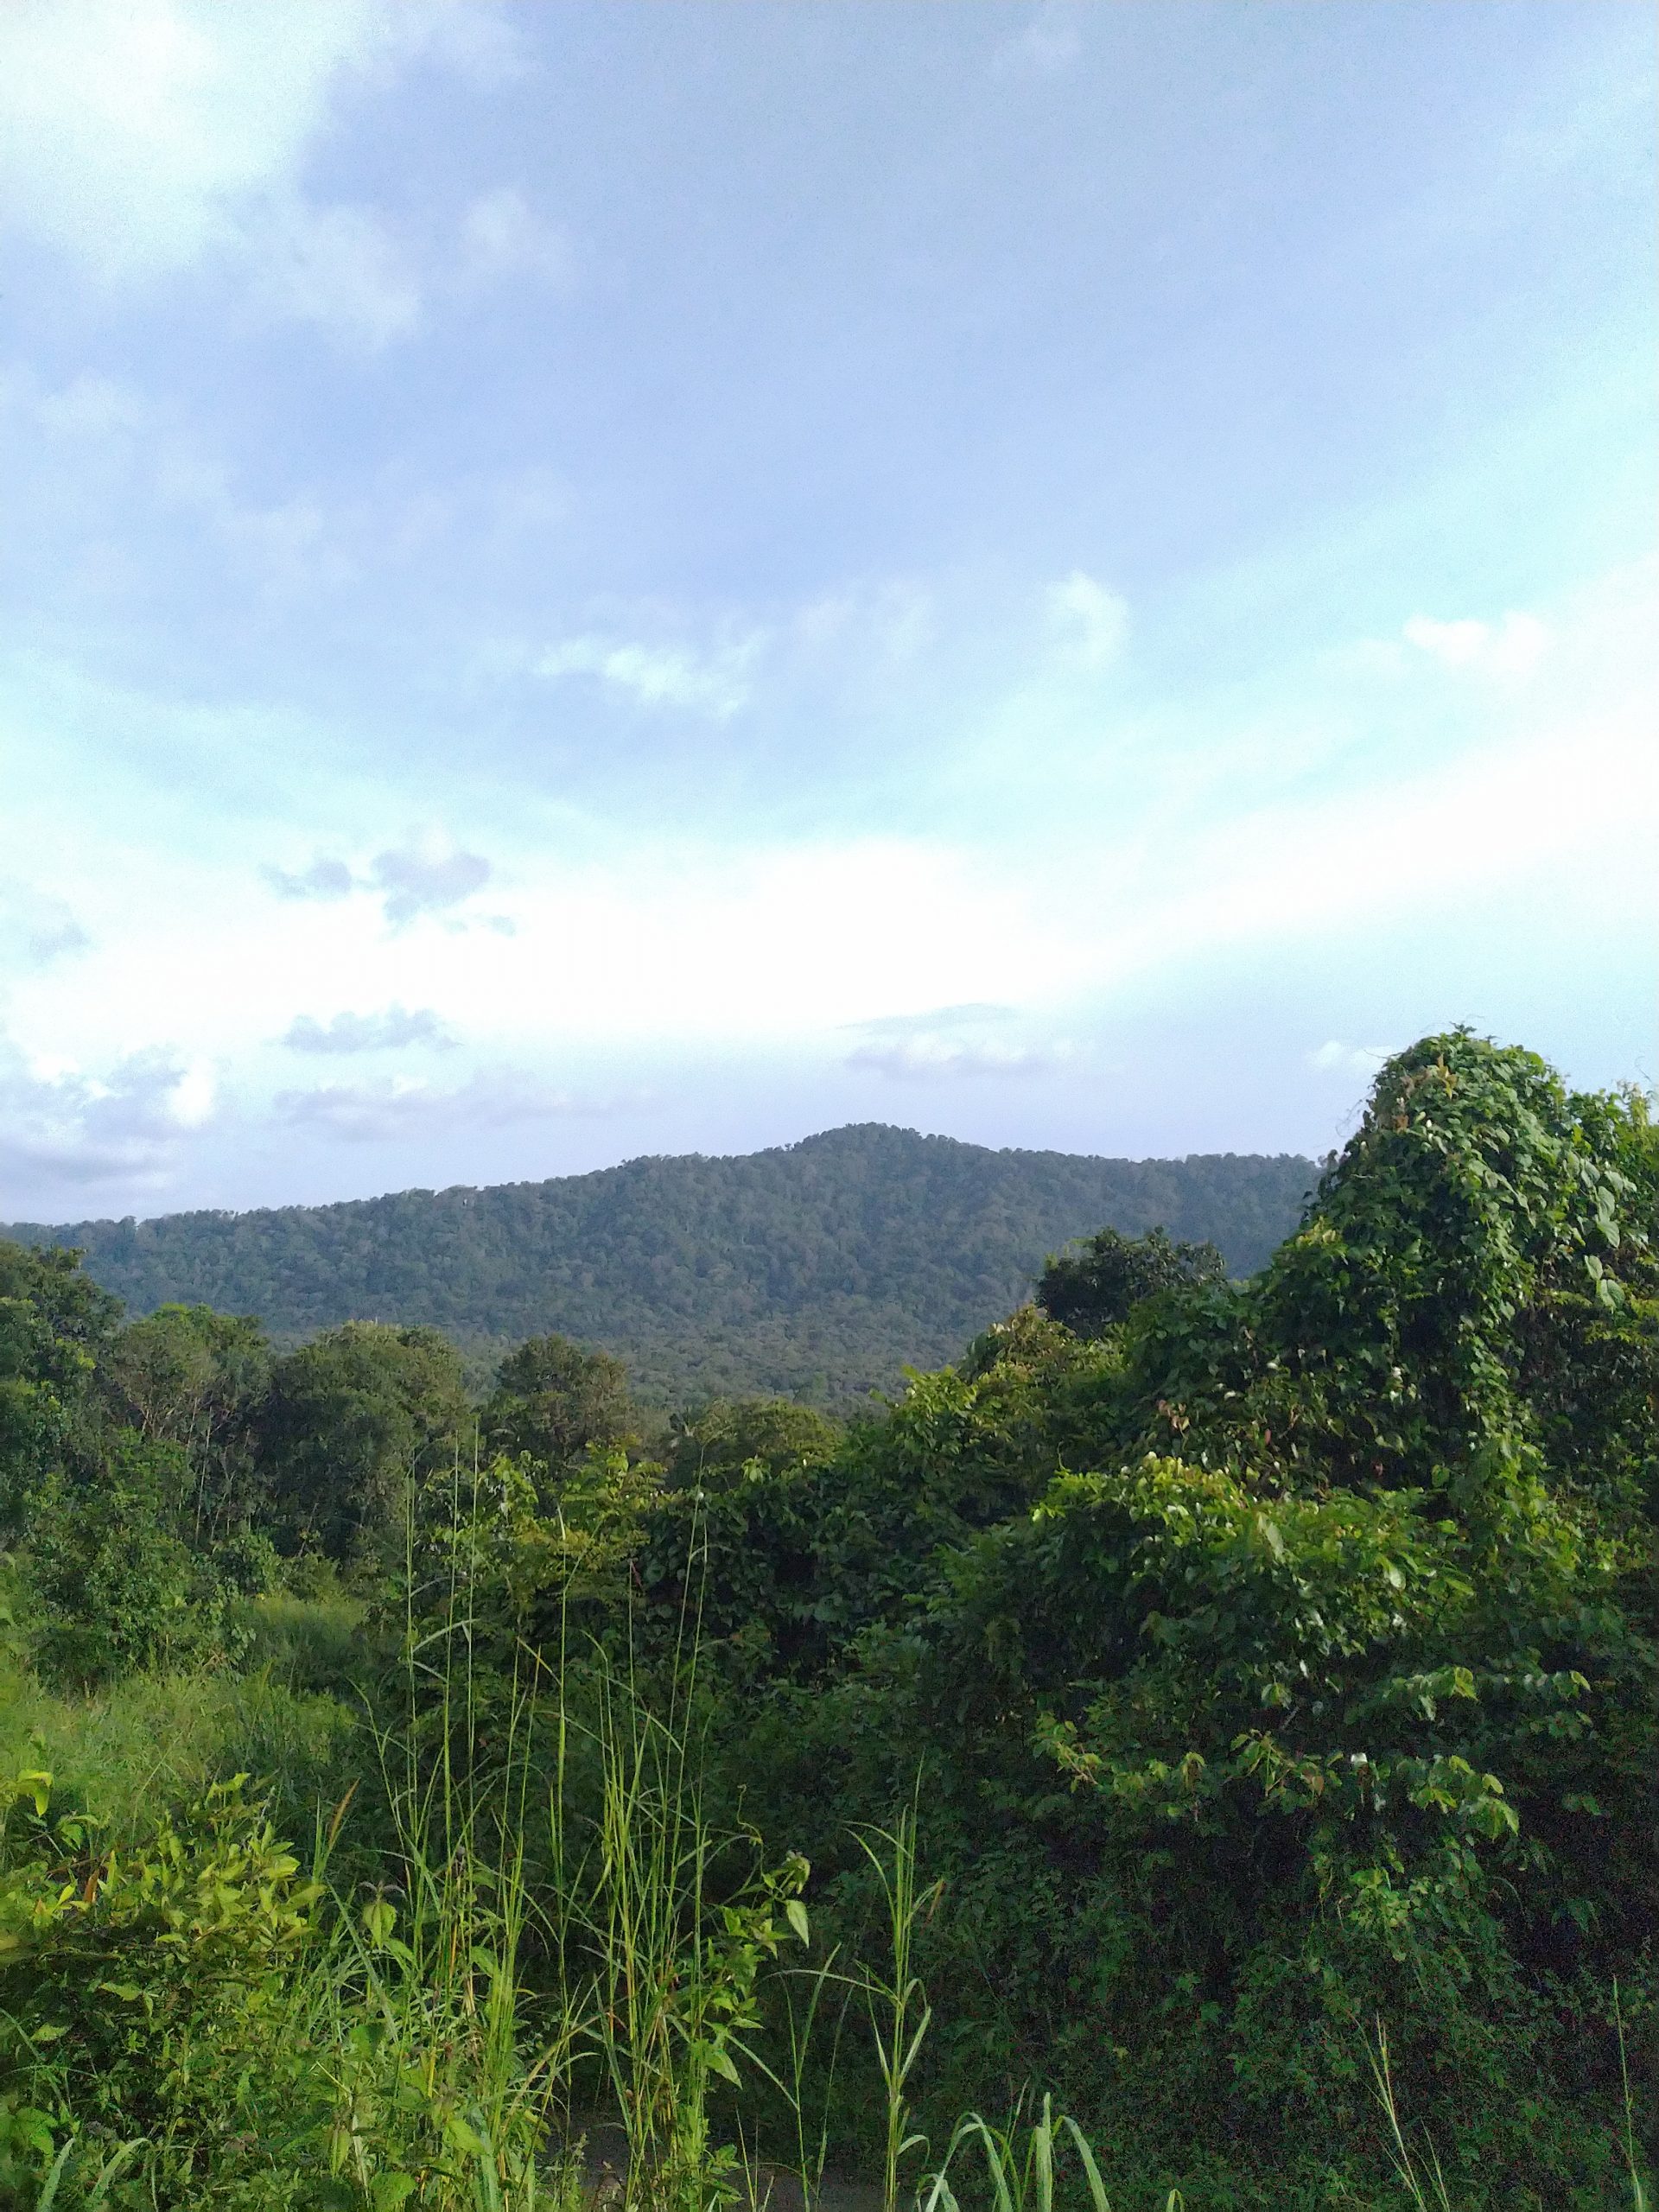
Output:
(1035, 1223), (1226, 1334)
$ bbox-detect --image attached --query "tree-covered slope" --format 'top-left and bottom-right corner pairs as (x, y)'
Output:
(5, 1125), (1316, 1402)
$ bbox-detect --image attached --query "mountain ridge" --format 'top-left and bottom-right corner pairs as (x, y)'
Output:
(6, 1122), (1319, 1403)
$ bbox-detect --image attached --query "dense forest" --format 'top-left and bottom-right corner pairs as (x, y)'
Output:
(3, 1127), (1315, 1405)
(0, 1035), (1652, 2210)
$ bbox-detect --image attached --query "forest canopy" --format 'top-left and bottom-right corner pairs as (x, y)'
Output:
(3, 1125), (1315, 1405)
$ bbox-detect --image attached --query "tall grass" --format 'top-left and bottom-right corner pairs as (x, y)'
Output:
(3, 1459), (1649, 2212)
(853, 1797), (940, 2212)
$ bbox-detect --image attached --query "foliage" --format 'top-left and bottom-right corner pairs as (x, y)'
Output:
(0, 1033), (1649, 2207)
(636, 1037), (1656, 2197)
(1113, 1031), (1659, 1505)
(99, 1302), (272, 1542)
(0, 1768), (326, 2206)
(23, 1432), (230, 1688)
(258, 1321), (472, 1560)
(0, 1237), (118, 1532)
(1035, 1225), (1224, 1338)
(5, 1131), (1316, 1406)
(663, 1398), (842, 1494)
(483, 1333), (639, 1482)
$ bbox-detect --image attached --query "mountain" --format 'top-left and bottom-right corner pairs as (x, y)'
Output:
(5, 1125), (1318, 1404)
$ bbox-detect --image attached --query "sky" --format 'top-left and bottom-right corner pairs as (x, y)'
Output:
(1, 0), (1655, 1224)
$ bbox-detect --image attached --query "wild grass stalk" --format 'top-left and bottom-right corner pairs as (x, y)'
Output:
(916, 2095), (1190, 2212)
(853, 1795), (941, 2212)
(283, 1455), (580, 2210)
(1370, 2028), (1455, 2212)
(1615, 1984), (1649, 2212)
(541, 1619), (819, 2212)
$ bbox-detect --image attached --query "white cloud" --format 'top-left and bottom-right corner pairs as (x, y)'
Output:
(0, 0), (388, 280)
(0, 1034), (213, 1196)
(459, 187), (573, 289)
(534, 633), (765, 717)
(284, 1005), (455, 1054)
(251, 200), (422, 350)
(842, 1001), (1065, 1081)
(0, 0), (521, 343)
(371, 845), (492, 925)
(997, 1), (1085, 77)
(0, 881), (89, 969)
(274, 1069), (603, 1143)
(1047, 571), (1128, 670)
(1309, 1040), (1395, 1077)
(845, 1034), (1063, 1081)
(1402, 610), (1550, 678)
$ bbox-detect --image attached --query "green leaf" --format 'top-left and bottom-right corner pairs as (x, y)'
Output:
(13, 1770), (52, 1817)
(785, 1897), (810, 1946)
(371, 2174), (417, 2211)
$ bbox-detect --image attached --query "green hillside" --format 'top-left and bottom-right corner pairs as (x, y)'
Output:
(5, 1124), (1316, 1402)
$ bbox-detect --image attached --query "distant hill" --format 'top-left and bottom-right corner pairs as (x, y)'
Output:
(6, 1125), (1319, 1405)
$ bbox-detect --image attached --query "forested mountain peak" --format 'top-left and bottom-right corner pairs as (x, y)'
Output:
(4, 1124), (1317, 1403)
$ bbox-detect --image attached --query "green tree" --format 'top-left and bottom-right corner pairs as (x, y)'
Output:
(482, 1332), (637, 1482)
(26, 1432), (219, 1687)
(1114, 1031), (1659, 1506)
(1035, 1224), (1226, 1336)
(663, 1396), (840, 1493)
(258, 1321), (470, 1560)
(100, 1302), (271, 1541)
(0, 1239), (120, 1532)
(684, 1035), (1656, 2196)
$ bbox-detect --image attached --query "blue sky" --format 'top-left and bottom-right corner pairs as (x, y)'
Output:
(1, 0), (1654, 1221)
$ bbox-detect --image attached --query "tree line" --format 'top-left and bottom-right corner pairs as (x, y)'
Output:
(3, 1125), (1317, 1404)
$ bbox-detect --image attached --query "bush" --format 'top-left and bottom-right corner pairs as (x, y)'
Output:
(24, 1434), (229, 1688)
(0, 1769), (330, 2206)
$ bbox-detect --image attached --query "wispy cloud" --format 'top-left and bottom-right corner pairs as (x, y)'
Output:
(1400, 610), (1550, 678)
(533, 632), (764, 717)
(275, 1068), (606, 1142)
(1046, 571), (1128, 670)
(1308, 1039), (1395, 1077)
(283, 1004), (455, 1053)
(0, 0), (521, 347)
(251, 199), (423, 350)
(995, 1), (1085, 77)
(846, 1001), (1017, 1036)
(371, 845), (492, 925)
(458, 186), (573, 289)
(265, 857), (355, 901)
(34, 372), (151, 441)
(0, 881), (89, 969)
